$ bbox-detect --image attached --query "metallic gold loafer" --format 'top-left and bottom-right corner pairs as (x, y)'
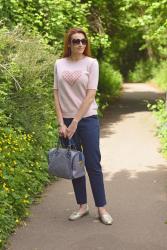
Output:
(68, 205), (89, 221)
(98, 212), (113, 225)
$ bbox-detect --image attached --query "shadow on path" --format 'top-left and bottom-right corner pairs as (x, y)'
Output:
(100, 83), (165, 138)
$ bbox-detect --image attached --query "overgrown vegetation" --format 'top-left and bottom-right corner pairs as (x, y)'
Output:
(128, 59), (157, 83)
(148, 100), (167, 158)
(0, 28), (58, 249)
(99, 61), (122, 103)
(153, 61), (167, 91)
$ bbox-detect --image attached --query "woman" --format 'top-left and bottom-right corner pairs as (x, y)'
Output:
(53, 27), (113, 225)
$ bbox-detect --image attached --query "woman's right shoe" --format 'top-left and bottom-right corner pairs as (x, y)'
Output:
(98, 212), (113, 225)
(68, 205), (89, 221)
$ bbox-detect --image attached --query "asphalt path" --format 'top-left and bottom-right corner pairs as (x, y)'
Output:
(6, 83), (167, 250)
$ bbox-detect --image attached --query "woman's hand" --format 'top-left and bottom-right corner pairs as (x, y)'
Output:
(67, 119), (78, 139)
(59, 124), (68, 138)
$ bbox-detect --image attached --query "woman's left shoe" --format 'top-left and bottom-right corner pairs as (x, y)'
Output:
(98, 212), (113, 225)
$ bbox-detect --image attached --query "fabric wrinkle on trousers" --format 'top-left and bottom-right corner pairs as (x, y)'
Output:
(62, 115), (107, 207)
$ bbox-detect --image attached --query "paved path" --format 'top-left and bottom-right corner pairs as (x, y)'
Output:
(6, 83), (167, 250)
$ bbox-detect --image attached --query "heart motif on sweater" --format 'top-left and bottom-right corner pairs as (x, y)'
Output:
(62, 70), (82, 86)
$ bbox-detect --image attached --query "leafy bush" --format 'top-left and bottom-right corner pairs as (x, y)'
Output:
(98, 61), (123, 107)
(147, 99), (167, 158)
(128, 59), (157, 83)
(0, 27), (57, 147)
(152, 60), (167, 91)
(0, 27), (58, 249)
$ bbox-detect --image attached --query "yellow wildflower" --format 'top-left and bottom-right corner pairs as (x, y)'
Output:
(3, 183), (9, 192)
(23, 199), (29, 204)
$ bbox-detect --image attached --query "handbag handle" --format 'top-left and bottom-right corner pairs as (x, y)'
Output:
(57, 136), (77, 150)
(67, 138), (77, 151)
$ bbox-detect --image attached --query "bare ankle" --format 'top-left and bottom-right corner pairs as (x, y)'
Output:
(79, 203), (87, 208)
(98, 206), (106, 210)
(98, 207), (107, 214)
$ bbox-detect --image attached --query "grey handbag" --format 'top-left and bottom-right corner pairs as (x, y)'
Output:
(48, 138), (85, 179)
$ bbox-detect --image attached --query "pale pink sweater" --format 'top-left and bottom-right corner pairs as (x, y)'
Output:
(53, 56), (99, 118)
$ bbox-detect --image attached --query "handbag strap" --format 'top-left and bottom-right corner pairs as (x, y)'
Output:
(56, 137), (61, 149)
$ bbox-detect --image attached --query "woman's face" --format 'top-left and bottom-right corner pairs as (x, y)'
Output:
(69, 32), (87, 56)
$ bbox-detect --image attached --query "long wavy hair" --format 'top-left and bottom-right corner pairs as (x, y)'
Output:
(63, 27), (91, 58)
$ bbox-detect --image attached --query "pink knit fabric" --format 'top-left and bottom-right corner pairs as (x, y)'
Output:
(53, 56), (99, 118)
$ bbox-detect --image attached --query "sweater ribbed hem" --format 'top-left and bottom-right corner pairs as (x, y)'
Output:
(62, 110), (98, 118)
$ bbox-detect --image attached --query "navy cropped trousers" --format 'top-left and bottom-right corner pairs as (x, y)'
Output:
(61, 115), (107, 207)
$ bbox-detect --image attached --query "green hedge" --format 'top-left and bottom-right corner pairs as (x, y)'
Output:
(148, 100), (167, 158)
(128, 59), (157, 83)
(98, 61), (123, 109)
(152, 60), (167, 91)
(0, 27), (58, 249)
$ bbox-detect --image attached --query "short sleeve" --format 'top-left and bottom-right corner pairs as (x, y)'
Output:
(87, 59), (99, 90)
(53, 61), (58, 90)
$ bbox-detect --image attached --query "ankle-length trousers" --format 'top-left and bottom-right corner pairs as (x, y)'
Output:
(61, 115), (107, 207)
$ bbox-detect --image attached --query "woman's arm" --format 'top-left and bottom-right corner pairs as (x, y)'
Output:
(67, 89), (96, 139)
(53, 89), (68, 138)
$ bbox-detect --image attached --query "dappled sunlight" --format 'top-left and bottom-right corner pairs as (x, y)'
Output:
(102, 165), (167, 182)
(123, 83), (165, 93)
(100, 83), (167, 182)
(100, 111), (167, 181)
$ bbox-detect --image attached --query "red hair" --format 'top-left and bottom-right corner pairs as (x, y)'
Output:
(63, 27), (91, 58)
